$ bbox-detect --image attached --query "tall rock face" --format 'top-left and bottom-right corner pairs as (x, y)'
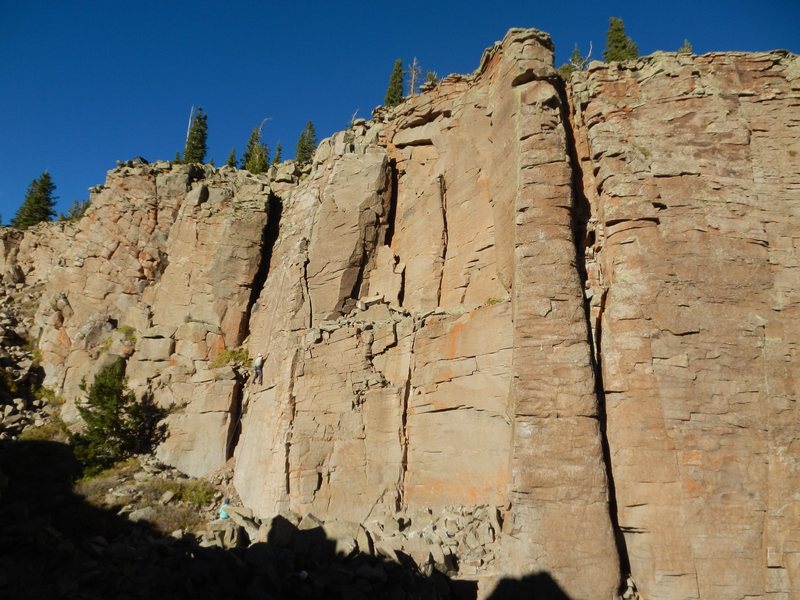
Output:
(28, 162), (271, 477)
(570, 51), (800, 599)
(4, 29), (798, 600)
(234, 28), (618, 597)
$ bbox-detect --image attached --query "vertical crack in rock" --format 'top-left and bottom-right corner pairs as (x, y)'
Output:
(227, 193), (283, 460)
(242, 192), (283, 343)
(396, 329), (416, 511)
(284, 348), (301, 496)
(300, 242), (312, 328)
(436, 173), (448, 307)
(226, 380), (244, 460)
(384, 159), (399, 248)
(555, 76), (632, 588)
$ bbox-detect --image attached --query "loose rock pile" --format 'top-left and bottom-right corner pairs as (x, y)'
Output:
(0, 445), (459, 600)
(0, 286), (56, 442)
(199, 503), (501, 594)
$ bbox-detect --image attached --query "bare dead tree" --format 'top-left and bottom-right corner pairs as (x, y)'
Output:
(407, 57), (421, 96)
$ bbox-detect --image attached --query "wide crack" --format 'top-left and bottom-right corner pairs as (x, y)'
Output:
(553, 75), (632, 592)
(227, 191), (283, 460)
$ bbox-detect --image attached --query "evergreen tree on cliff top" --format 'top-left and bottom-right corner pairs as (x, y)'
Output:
(295, 121), (317, 165)
(603, 17), (639, 62)
(12, 172), (57, 230)
(183, 106), (208, 163)
(242, 125), (269, 174)
(384, 59), (404, 108)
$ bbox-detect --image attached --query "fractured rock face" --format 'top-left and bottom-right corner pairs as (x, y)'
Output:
(9, 27), (799, 600)
(234, 28), (619, 599)
(571, 50), (800, 599)
(28, 162), (270, 476)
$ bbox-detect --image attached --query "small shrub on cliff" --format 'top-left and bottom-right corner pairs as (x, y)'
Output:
(71, 359), (166, 476)
(210, 346), (249, 368)
(58, 198), (91, 221)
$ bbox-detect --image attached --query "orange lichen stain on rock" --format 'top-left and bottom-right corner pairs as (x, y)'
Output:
(682, 450), (702, 466)
(409, 479), (484, 505)
(682, 476), (704, 496)
(207, 336), (227, 361)
(408, 468), (509, 506)
(447, 322), (466, 359)
(57, 327), (72, 350)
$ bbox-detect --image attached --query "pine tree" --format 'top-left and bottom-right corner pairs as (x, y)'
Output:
(272, 142), (282, 165)
(12, 172), (57, 230)
(242, 125), (269, 174)
(385, 59), (404, 108)
(603, 17), (639, 62)
(226, 147), (238, 168)
(295, 121), (317, 165)
(71, 359), (165, 476)
(678, 39), (693, 54)
(183, 106), (208, 163)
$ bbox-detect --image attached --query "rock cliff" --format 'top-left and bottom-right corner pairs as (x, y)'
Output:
(1, 28), (798, 600)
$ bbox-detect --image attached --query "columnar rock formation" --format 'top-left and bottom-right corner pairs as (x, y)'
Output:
(1, 28), (798, 600)
(570, 50), (800, 599)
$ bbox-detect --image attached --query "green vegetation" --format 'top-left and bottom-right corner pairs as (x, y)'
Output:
(117, 325), (137, 343)
(603, 17), (639, 62)
(12, 172), (57, 230)
(75, 463), (216, 534)
(0, 369), (19, 398)
(18, 417), (70, 443)
(384, 59), (405, 107)
(71, 359), (166, 476)
(484, 297), (502, 306)
(294, 121), (317, 165)
(183, 106), (208, 163)
(35, 385), (65, 406)
(226, 147), (237, 168)
(272, 142), (282, 165)
(425, 70), (440, 86)
(242, 125), (269, 174)
(678, 39), (693, 54)
(210, 346), (249, 368)
(557, 44), (589, 79)
(59, 199), (91, 221)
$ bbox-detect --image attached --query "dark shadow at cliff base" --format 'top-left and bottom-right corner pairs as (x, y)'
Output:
(0, 439), (475, 600)
(486, 572), (571, 600)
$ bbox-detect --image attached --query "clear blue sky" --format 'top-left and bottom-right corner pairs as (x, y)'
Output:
(1, 0), (797, 222)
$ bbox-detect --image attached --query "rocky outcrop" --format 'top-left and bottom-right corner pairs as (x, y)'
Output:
(570, 50), (800, 600)
(2, 29), (798, 600)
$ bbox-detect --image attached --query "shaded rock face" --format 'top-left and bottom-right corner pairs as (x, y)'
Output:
(4, 29), (798, 600)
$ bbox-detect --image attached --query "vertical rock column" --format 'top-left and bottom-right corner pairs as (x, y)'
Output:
(573, 52), (800, 599)
(499, 32), (620, 599)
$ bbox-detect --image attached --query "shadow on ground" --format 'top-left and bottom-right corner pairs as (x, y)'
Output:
(486, 572), (571, 599)
(0, 439), (571, 600)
